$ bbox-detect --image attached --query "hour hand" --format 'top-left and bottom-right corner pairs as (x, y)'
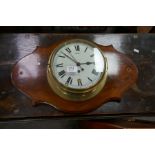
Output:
(80, 62), (95, 65)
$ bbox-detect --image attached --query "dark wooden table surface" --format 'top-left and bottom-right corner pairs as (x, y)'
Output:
(0, 33), (155, 128)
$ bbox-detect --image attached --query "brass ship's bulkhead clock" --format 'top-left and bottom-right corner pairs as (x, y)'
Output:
(47, 39), (108, 101)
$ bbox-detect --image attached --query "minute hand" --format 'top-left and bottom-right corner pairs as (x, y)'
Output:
(61, 52), (84, 71)
(61, 52), (79, 64)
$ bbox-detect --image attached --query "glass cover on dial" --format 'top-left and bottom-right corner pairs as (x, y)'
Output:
(51, 40), (105, 89)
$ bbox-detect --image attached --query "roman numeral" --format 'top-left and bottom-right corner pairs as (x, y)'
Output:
(84, 47), (88, 52)
(75, 45), (80, 51)
(58, 55), (65, 58)
(65, 77), (73, 85)
(92, 69), (98, 76)
(90, 54), (94, 57)
(77, 79), (82, 86)
(88, 77), (93, 82)
(58, 70), (66, 78)
(65, 48), (72, 53)
(56, 63), (63, 67)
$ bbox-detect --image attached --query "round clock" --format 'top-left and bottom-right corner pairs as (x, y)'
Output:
(47, 39), (108, 101)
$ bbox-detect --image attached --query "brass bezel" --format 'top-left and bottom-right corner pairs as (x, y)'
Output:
(47, 39), (108, 101)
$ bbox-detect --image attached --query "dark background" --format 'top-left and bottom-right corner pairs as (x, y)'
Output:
(0, 26), (154, 33)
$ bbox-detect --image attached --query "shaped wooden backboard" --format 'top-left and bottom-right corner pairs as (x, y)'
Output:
(11, 38), (138, 113)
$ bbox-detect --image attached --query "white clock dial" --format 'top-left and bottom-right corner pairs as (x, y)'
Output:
(51, 40), (105, 89)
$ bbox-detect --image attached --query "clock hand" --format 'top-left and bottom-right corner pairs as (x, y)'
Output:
(68, 52), (80, 64)
(63, 52), (86, 71)
(62, 51), (81, 66)
(80, 62), (95, 65)
(66, 53), (85, 70)
(61, 52), (84, 71)
(61, 52), (78, 64)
